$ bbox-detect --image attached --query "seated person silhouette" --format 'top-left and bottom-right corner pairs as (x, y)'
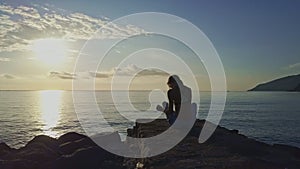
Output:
(157, 75), (196, 125)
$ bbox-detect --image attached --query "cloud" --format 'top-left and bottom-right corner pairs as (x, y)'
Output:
(0, 57), (10, 62)
(89, 71), (111, 78)
(14, 6), (41, 19)
(114, 64), (169, 77)
(138, 69), (170, 76)
(0, 4), (146, 52)
(90, 64), (169, 78)
(0, 5), (14, 15)
(49, 71), (77, 79)
(1, 74), (15, 79)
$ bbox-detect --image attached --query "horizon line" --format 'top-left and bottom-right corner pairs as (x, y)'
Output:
(0, 89), (244, 92)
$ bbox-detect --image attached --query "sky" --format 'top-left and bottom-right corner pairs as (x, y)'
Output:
(0, 0), (300, 91)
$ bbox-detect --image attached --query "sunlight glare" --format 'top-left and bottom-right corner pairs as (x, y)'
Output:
(31, 38), (68, 66)
(39, 90), (63, 137)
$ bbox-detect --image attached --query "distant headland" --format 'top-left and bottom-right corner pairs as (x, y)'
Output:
(249, 74), (300, 92)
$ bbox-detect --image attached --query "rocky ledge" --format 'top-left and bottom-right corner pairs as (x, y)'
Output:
(1, 119), (300, 169)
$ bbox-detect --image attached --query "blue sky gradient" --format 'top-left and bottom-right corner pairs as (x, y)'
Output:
(0, 0), (299, 90)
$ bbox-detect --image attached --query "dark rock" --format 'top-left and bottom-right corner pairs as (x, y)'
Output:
(273, 144), (300, 158)
(1, 119), (300, 169)
(58, 132), (87, 144)
(2, 135), (60, 167)
(124, 119), (300, 169)
(51, 146), (112, 169)
(0, 159), (37, 169)
(59, 137), (97, 155)
(0, 143), (15, 157)
(230, 129), (239, 134)
(0, 132), (122, 169)
(294, 83), (300, 91)
(25, 135), (60, 153)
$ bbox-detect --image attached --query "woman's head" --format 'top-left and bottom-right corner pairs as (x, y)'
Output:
(167, 75), (183, 88)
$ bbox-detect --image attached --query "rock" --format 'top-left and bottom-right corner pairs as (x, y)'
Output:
(124, 119), (300, 169)
(59, 137), (96, 155)
(0, 132), (122, 169)
(294, 83), (300, 91)
(1, 135), (60, 169)
(50, 146), (112, 169)
(58, 132), (87, 144)
(1, 119), (300, 169)
(0, 143), (14, 157)
(0, 159), (37, 169)
(273, 144), (300, 158)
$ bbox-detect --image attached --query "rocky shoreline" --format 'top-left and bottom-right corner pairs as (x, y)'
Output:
(1, 119), (300, 169)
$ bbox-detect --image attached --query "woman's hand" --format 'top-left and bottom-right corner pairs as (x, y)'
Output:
(156, 105), (164, 112)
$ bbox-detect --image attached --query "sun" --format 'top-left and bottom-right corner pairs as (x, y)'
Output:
(31, 38), (68, 66)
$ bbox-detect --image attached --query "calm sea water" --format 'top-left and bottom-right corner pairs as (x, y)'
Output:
(0, 90), (299, 148)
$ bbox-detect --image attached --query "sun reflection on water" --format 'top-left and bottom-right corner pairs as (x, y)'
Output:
(39, 90), (63, 137)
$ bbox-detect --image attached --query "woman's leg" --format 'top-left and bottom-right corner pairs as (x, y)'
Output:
(168, 112), (177, 125)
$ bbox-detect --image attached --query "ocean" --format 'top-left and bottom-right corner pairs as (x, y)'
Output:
(0, 90), (299, 148)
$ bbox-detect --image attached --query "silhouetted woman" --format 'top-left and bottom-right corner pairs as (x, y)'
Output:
(158, 75), (192, 125)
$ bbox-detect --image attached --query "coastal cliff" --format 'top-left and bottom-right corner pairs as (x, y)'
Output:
(1, 119), (300, 169)
(249, 74), (300, 91)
